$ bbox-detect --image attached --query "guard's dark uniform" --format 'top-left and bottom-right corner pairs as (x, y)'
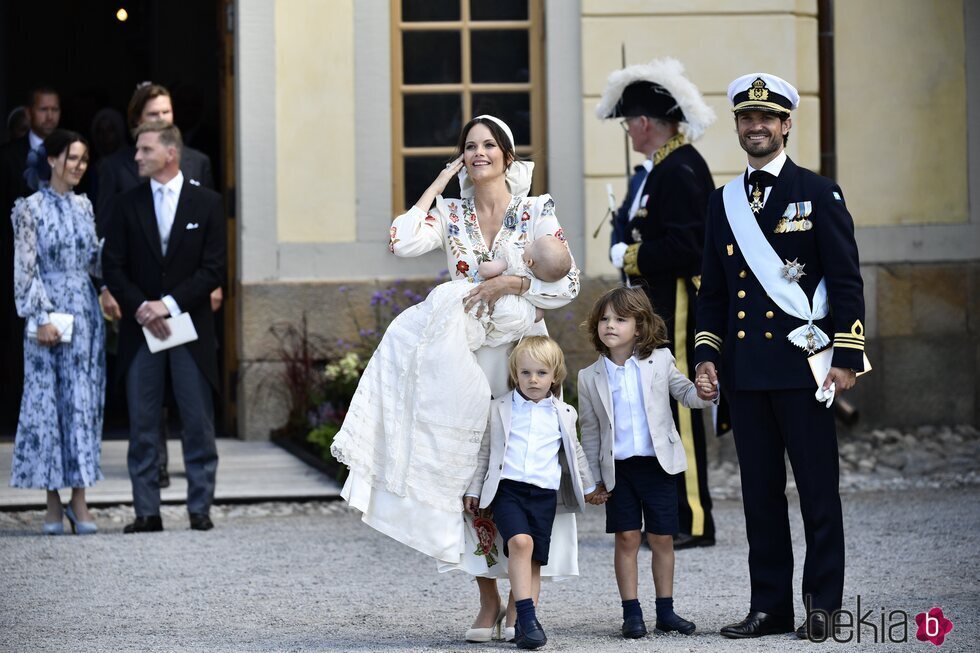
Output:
(621, 138), (717, 541)
(695, 155), (865, 617)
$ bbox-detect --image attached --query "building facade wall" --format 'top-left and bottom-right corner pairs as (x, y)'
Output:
(234, 0), (978, 439)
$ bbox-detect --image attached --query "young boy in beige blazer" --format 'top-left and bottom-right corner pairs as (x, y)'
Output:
(578, 287), (715, 639)
(466, 336), (596, 650)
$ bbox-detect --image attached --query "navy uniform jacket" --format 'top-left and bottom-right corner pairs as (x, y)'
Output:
(694, 157), (865, 391)
(623, 142), (713, 322)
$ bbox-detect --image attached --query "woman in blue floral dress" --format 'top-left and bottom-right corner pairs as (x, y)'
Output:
(10, 130), (105, 535)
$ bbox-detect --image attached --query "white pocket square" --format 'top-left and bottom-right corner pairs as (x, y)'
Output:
(186, 223), (200, 230)
(188, 178), (201, 186)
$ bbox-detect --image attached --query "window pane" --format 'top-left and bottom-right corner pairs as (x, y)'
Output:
(404, 94), (463, 147)
(405, 156), (461, 207)
(402, 0), (460, 22)
(403, 32), (461, 84)
(470, 0), (527, 21)
(471, 93), (530, 146)
(470, 31), (529, 83)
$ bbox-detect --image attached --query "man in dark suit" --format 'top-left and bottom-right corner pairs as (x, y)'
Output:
(103, 121), (224, 533)
(97, 82), (214, 232)
(98, 82), (220, 486)
(694, 73), (866, 641)
(596, 59), (720, 550)
(0, 87), (62, 432)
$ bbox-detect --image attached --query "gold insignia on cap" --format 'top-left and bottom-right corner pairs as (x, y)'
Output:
(748, 78), (769, 101)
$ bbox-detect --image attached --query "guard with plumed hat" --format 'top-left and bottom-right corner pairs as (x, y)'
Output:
(693, 72), (867, 642)
(596, 59), (721, 564)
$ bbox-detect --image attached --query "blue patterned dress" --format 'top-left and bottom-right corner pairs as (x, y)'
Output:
(10, 187), (106, 490)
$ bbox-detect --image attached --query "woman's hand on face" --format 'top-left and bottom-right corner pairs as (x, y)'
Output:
(37, 323), (61, 347)
(431, 155), (464, 196)
(463, 275), (519, 318)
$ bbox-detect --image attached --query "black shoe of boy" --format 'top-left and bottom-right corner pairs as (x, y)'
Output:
(515, 618), (547, 649)
(622, 615), (648, 638)
(655, 613), (696, 636)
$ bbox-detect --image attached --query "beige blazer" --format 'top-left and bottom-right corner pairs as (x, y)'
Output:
(467, 392), (595, 513)
(577, 349), (715, 488)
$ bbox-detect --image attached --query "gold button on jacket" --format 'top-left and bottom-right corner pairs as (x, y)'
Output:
(766, 311), (774, 318)
(737, 330), (746, 339)
(737, 290), (746, 299)
(737, 311), (746, 319)
(765, 332), (773, 339)
(739, 270), (747, 278)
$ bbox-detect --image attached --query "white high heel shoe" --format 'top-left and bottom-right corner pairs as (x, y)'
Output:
(465, 606), (506, 643)
(501, 621), (516, 642)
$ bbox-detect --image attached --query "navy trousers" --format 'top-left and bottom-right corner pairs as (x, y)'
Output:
(126, 343), (218, 516)
(730, 388), (844, 617)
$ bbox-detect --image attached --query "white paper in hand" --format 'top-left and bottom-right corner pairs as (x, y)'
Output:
(142, 313), (198, 353)
(807, 347), (872, 406)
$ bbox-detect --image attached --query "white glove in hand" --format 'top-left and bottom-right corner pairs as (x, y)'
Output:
(610, 242), (628, 269)
(814, 382), (836, 408)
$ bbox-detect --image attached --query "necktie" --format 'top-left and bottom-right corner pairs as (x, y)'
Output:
(747, 170), (777, 214)
(155, 187), (175, 254)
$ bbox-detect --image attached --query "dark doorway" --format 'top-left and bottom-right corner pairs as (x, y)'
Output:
(0, 0), (232, 437)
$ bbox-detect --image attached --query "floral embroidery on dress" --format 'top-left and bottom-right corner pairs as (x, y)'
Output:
(473, 513), (500, 567)
(553, 227), (566, 243)
(389, 226), (398, 253)
(541, 197), (555, 216)
(456, 260), (470, 276)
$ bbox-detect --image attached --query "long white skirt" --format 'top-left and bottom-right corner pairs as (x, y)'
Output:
(343, 469), (578, 579)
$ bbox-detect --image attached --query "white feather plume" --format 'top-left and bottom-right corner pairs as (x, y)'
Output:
(595, 57), (715, 142)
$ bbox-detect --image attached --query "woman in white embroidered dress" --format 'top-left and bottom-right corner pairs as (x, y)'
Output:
(335, 116), (579, 641)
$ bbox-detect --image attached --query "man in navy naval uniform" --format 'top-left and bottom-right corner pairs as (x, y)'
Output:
(596, 58), (721, 550)
(694, 73), (866, 641)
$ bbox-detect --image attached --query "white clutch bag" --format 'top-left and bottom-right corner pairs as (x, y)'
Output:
(27, 312), (74, 343)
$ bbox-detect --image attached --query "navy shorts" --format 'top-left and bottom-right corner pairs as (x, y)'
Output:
(491, 479), (558, 565)
(605, 456), (679, 535)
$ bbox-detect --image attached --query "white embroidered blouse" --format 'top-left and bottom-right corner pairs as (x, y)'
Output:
(389, 193), (579, 309)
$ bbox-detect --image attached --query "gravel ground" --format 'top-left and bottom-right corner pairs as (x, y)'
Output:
(2, 483), (977, 653)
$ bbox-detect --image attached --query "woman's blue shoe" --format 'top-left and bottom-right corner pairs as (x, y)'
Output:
(64, 505), (98, 535)
(42, 520), (64, 535)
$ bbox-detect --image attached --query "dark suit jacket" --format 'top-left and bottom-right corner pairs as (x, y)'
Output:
(0, 136), (31, 217)
(96, 144), (214, 235)
(102, 178), (225, 389)
(694, 157), (865, 391)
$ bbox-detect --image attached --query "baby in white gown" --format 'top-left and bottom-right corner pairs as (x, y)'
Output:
(475, 234), (571, 340)
(331, 235), (572, 564)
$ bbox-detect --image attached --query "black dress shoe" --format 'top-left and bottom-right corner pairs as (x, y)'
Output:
(158, 465), (171, 489)
(189, 513), (214, 531)
(673, 533), (716, 550)
(797, 612), (835, 641)
(720, 611), (794, 639)
(514, 618), (547, 649)
(123, 516), (164, 533)
(656, 613), (696, 635)
(622, 615), (647, 638)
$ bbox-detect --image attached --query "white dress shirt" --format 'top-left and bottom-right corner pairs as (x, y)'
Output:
(627, 158), (654, 219)
(501, 392), (562, 490)
(745, 150), (787, 208)
(603, 355), (656, 459)
(28, 131), (44, 151)
(144, 172), (184, 317)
